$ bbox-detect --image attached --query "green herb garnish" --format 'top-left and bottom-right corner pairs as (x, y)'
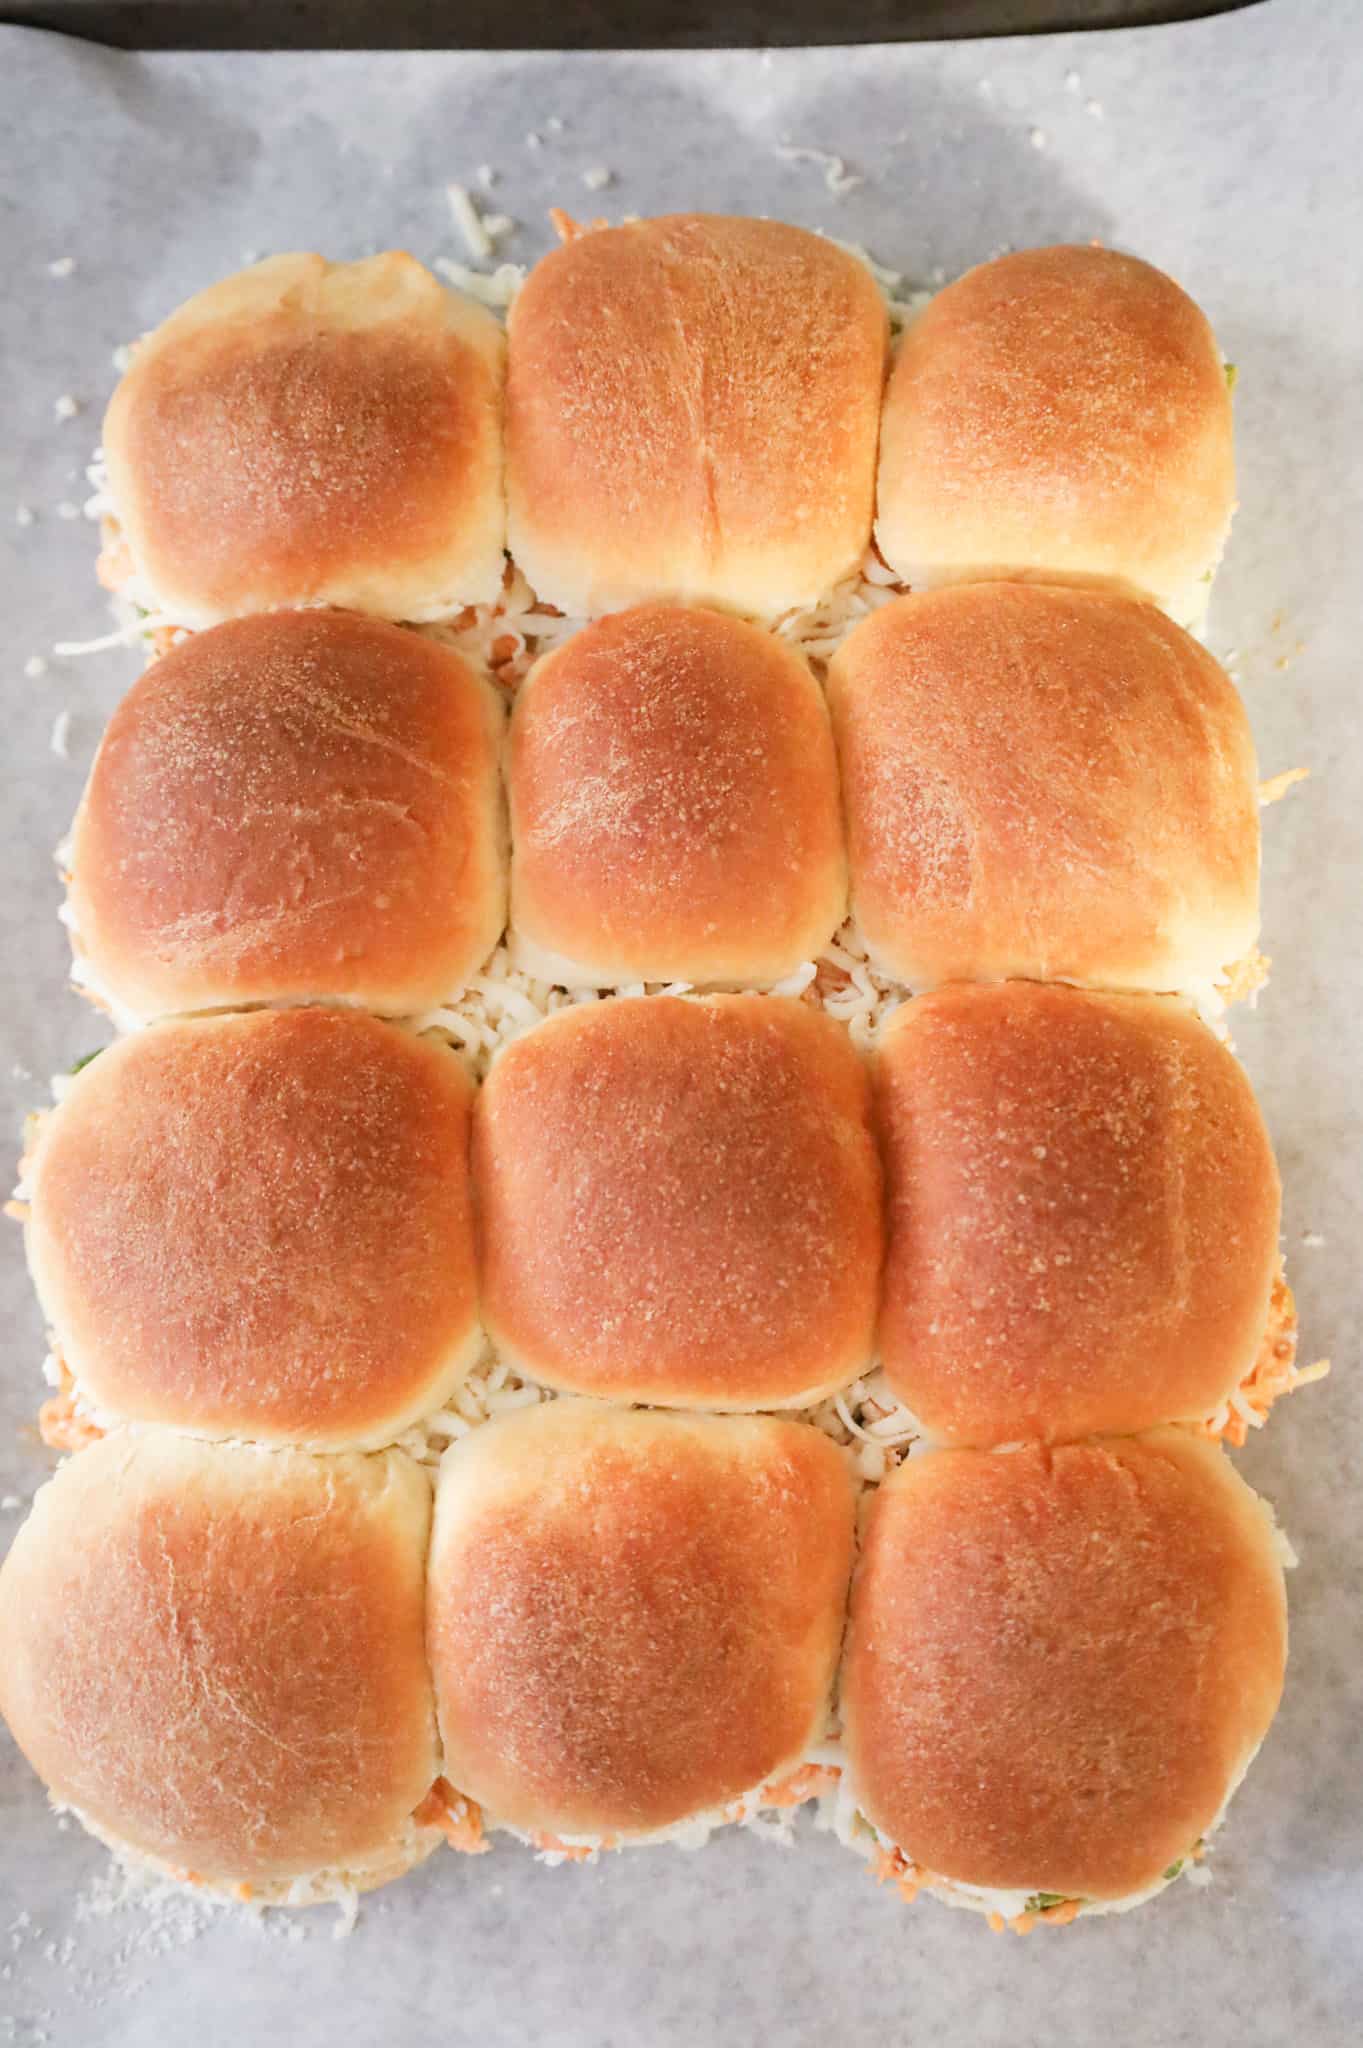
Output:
(1023, 1892), (1074, 1913)
(1224, 362), (1239, 392)
(69, 1050), (104, 1075)
(1162, 1860), (1184, 1882)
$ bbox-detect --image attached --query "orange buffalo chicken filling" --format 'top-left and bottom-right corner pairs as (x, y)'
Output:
(1205, 1268), (1328, 1446)
(871, 1823), (1210, 1932)
(413, 1779), (490, 1856)
(37, 1356), (105, 1454)
(422, 1764), (842, 1862)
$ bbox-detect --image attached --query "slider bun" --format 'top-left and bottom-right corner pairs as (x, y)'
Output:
(473, 996), (883, 1408)
(67, 610), (506, 1024)
(827, 583), (1259, 995)
(26, 1011), (480, 1449)
(428, 1403), (856, 1838)
(841, 1431), (1288, 1902)
(509, 603), (846, 987)
(874, 982), (1281, 1445)
(876, 246), (1235, 627)
(0, 1434), (439, 1896)
(103, 253), (505, 626)
(506, 214), (888, 618)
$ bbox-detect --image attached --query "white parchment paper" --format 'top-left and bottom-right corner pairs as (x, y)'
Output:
(1, 4), (1360, 2041)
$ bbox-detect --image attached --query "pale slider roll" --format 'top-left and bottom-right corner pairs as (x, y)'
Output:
(26, 1011), (481, 1450)
(508, 603), (846, 987)
(427, 1404), (856, 1842)
(876, 246), (1235, 628)
(827, 583), (1259, 997)
(102, 252), (506, 626)
(874, 982), (1282, 1446)
(66, 611), (505, 1026)
(840, 1433), (1288, 1914)
(506, 214), (888, 618)
(473, 996), (883, 1408)
(0, 1435), (441, 1900)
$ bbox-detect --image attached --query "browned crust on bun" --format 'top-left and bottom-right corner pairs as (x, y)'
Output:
(828, 583), (1259, 994)
(506, 214), (888, 618)
(873, 983), (1281, 1445)
(103, 253), (505, 625)
(428, 1404), (856, 1837)
(508, 603), (846, 986)
(876, 245), (1235, 626)
(0, 1435), (439, 1890)
(841, 1431), (1287, 1901)
(67, 610), (505, 1023)
(472, 996), (883, 1407)
(26, 1011), (480, 1448)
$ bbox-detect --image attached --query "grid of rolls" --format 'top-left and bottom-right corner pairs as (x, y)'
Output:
(1, 216), (1314, 1932)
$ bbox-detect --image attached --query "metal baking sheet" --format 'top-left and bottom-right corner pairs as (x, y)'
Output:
(0, 1), (1264, 56)
(1, 4), (1359, 2041)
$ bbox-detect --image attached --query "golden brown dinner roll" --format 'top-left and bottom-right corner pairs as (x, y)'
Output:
(0, 1433), (440, 1899)
(473, 996), (883, 1407)
(65, 610), (506, 1025)
(506, 215), (888, 618)
(508, 603), (846, 987)
(103, 252), (505, 626)
(840, 1432), (1288, 1911)
(428, 1403), (856, 1841)
(873, 983), (1281, 1446)
(26, 1010), (480, 1449)
(827, 583), (1259, 996)
(876, 246), (1235, 626)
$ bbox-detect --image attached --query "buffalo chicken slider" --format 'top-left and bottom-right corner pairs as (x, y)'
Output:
(65, 609), (505, 1025)
(427, 1404), (857, 1849)
(508, 602), (845, 988)
(26, 1010), (481, 1450)
(0, 1434), (442, 1901)
(473, 995), (883, 1409)
(828, 582), (1259, 999)
(840, 1432), (1288, 1924)
(102, 252), (506, 625)
(875, 244), (1235, 627)
(506, 214), (888, 618)
(873, 981), (1285, 1447)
